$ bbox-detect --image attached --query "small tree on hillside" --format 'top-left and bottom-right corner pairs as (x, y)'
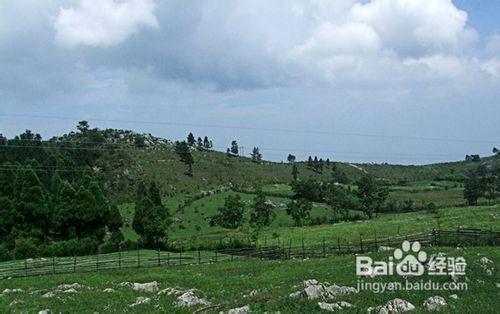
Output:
(493, 147), (499, 156)
(251, 147), (262, 162)
(197, 137), (203, 150)
(250, 189), (276, 227)
(230, 140), (239, 155)
(287, 154), (296, 163)
(464, 172), (483, 205)
(210, 195), (245, 229)
(356, 174), (388, 219)
(187, 133), (196, 146)
(286, 199), (312, 226)
(175, 141), (194, 176)
(203, 136), (212, 150)
(291, 164), (299, 181)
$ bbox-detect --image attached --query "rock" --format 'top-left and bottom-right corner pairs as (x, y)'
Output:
(38, 310), (51, 314)
(176, 291), (211, 307)
(243, 290), (259, 298)
(103, 288), (115, 293)
(158, 287), (184, 296)
(423, 296), (447, 311)
(119, 282), (133, 287)
(449, 294), (458, 300)
(496, 283), (500, 288)
(9, 299), (23, 306)
(318, 301), (353, 311)
(480, 257), (493, 265)
(295, 279), (357, 300)
(289, 291), (303, 298)
(62, 288), (77, 294)
(2, 288), (23, 295)
(129, 296), (151, 307)
(228, 305), (250, 314)
(58, 283), (81, 290)
(370, 298), (415, 313)
(42, 291), (58, 298)
(133, 281), (159, 292)
(378, 246), (394, 252)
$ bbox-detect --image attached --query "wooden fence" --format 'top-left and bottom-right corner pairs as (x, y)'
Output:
(0, 228), (498, 279)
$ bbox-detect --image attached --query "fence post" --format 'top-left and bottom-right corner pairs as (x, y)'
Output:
(24, 259), (28, 277)
(179, 246), (183, 265)
(137, 250), (141, 268)
(198, 250), (201, 264)
(157, 249), (161, 267)
(215, 250), (218, 263)
(118, 246), (122, 269)
(301, 239), (305, 259)
(322, 237), (326, 258)
(167, 252), (170, 266)
(288, 240), (292, 259)
(374, 230), (378, 250)
(52, 257), (55, 274)
(337, 237), (341, 255)
(96, 250), (100, 272)
(73, 256), (76, 273)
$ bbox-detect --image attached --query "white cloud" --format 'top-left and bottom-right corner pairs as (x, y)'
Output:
(55, 0), (159, 47)
(486, 34), (500, 55)
(481, 58), (500, 78)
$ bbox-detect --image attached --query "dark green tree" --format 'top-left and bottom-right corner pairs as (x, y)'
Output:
(187, 133), (196, 146)
(356, 174), (388, 219)
(210, 195), (245, 229)
(251, 147), (262, 162)
(175, 141), (194, 175)
(292, 164), (299, 181)
(230, 140), (239, 155)
(287, 154), (296, 163)
(286, 199), (312, 226)
(464, 172), (483, 205)
(249, 189), (275, 227)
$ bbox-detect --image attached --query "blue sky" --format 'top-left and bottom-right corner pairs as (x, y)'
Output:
(0, 0), (499, 164)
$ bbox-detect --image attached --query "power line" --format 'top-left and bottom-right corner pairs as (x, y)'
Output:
(1, 112), (497, 144)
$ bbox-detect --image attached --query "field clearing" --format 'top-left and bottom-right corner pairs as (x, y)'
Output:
(0, 247), (498, 313)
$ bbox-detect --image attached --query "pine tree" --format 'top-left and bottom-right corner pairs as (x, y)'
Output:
(197, 137), (203, 150)
(250, 189), (275, 227)
(287, 154), (296, 163)
(230, 140), (239, 155)
(187, 133), (196, 146)
(175, 141), (194, 176)
(251, 147), (262, 162)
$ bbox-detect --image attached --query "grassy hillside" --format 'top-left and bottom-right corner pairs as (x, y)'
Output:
(1, 246), (498, 313)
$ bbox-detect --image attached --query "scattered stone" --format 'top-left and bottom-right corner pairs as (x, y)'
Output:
(378, 246), (394, 252)
(133, 281), (159, 292)
(57, 283), (81, 290)
(2, 288), (23, 295)
(103, 288), (115, 293)
(318, 301), (353, 311)
(176, 291), (211, 307)
(423, 296), (447, 311)
(292, 279), (357, 300)
(38, 310), (51, 314)
(9, 299), (23, 306)
(42, 291), (58, 298)
(289, 291), (303, 298)
(496, 283), (500, 288)
(158, 287), (184, 296)
(449, 294), (458, 300)
(228, 305), (250, 314)
(243, 290), (259, 298)
(62, 288), (77, 294)
(119, 282), (133, 287)
(479, 257), (494, 275)
(129, 296), (151, 307)
(369, 298), (415, 313)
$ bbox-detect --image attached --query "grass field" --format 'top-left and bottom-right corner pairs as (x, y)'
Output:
(0, 246), (498, 313)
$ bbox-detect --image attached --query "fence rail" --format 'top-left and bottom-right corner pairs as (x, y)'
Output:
(1, 228), (498, 279)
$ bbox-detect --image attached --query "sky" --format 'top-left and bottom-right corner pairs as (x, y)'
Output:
(0, 0), (499, 165)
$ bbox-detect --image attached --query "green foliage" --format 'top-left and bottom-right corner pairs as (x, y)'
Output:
(251, 147), (262, 163)
(175, 141), (194, 176)
(356, 174), (389, 218)
(286, 199), (312, 226)
(210, 195), (245, 229)
(249, 189), (276, 227)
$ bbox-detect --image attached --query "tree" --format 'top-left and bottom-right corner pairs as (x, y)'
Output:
(464, 172), (483, 205)
(175, 141), (194, 175)
(287, 154), (296, 163)
(291, 164), (299, 181)
(187, 133), (196, 146)
(286, 199), (312, 226)
(77, 121), (90, 134)
(307, 156), (313, 168)
(210, 195), (245, 229)
(356, 174), (388, 219)
(493, 147), (499, 156)
(331, 163), (350, 184)
(132, 181), (171, 248)
(250, 189), (275, 227)
(230, 140), (239, 155)
(203, 136), (212, 150)
(251, 147), (262, 162)
(197, 137), (203, 150)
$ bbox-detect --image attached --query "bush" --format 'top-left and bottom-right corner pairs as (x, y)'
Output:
(14, 238), (39, 259)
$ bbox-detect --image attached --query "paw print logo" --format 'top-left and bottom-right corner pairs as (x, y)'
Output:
(394, 241), (427, 276)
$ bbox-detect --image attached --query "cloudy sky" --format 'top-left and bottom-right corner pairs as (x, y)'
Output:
(1, 0), (499, 164)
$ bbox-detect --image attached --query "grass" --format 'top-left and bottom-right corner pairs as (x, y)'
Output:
(0, 246), (498, 313)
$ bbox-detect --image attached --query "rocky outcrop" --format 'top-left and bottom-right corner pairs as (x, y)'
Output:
(423, 296), (447, 311)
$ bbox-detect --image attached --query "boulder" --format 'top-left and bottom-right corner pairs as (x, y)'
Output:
(9, 299), (23, 306)
(228, 305), (250, 314)
(62, 288), (77, 294)
(133, 281), (159, 292)
(38, 310), (51, 314)
(57, 283), (81, 290)
(103, 288), (115, 293)
(449, 294), (458, 300)
(378, 246), (394, 252)
(176, 291), (211, 307)
(318, 301), (353, 311)
(423, 296), (447, 311)
(118, 282), (133, 287)
(369, 298), (415, 313)
(42, 291), (58, 298)
(158, 287), (184, 296)
(129, 296), (151, 307)
(299, 279), (357, 300)
(2, 288), (23, 295)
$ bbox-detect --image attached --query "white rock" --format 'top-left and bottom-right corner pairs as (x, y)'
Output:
(103, 288), (115, 293)
(297, 279), (357, 300)
(289, 291), (303, 298)
(38, 310), (51, 314)
(318, 301), (353, 311)
(423, 296), (447, 311)
(119, 282), (133, 287)
(133, 281), (159, 292)
(449, 294), (458, 300)
(228, 305), (250, 314)
(2, 288), (23, 295)
(378, 246), (394, 252)
(176, 291), (211, 307)
(62, 288), (77, 294)
(9, 299), (23, 306)
(58, 283), (81, 290)
(371, 298), (415, 313)
(480, 257), (493, 265)
(129, 296), (151, 307)
(158, 287), (183, 296)
(42, 291), (58, 298)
